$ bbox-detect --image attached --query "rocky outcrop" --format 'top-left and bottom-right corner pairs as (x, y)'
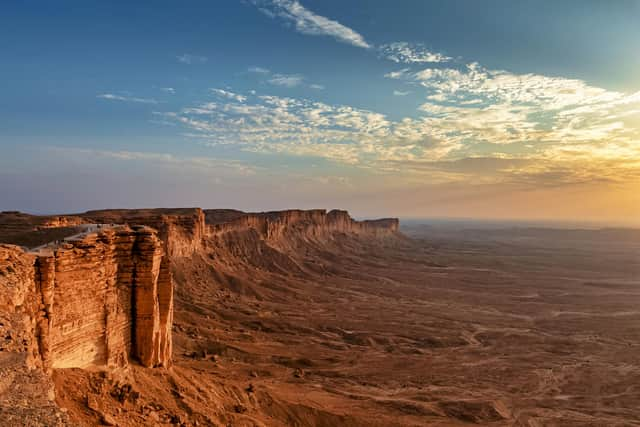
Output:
(0, 245), (69, 425)
(33, 225), (172, 370)
(1, 207), (396, 371)
(0, 225), (173, 374)
(83, 208), (206, 258)
(206, 209), (399, 241)
(82, 208), (399, 256)
(0, 207), (398, 424)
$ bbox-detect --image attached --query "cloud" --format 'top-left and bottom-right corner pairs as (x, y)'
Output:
(160, 87), (175, 94)
(267, 73), (304, 88)
(156, 41), (640, 192)
(47, 147), (258, 176)
(163, 89), (466, 166)
(176, 54), (208, 64)
(380, 42), (451, 63)
(252, 0), (371, 49)
(385, 62), (640, 151)
(384, 68), (410, 80)
(97, 93), (159, 104)
(163, 75), (640, 190)
(210, 88), (247, 102)
(247, 66), (324, 90)
(248, 66), (270, 74)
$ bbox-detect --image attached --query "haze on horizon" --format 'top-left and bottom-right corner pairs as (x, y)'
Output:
(1, 0), (639, 225)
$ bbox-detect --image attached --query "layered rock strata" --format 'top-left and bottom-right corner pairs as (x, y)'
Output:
(1, 208), (396, 372)
(39, 225), (172, 369)
(206, 209), (399, 241)
(83, 208), (206, 258)
(0, 245), (68, 425)
(1, 225), (173, 373)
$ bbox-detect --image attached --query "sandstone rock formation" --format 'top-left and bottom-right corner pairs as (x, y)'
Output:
(0, 207), (399, 425)
(206, 209), (399, 242)
(82, 208), (206, 258)
(0, 207), (397, 371)
(1, 225), (173, 373)
(34, 225), (173, 370)
(0, 245), (68, 425)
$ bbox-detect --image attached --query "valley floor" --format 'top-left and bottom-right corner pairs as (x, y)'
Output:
(56, 225), (640, 426)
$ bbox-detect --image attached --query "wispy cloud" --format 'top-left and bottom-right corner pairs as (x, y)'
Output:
(97, 93), (159, 104)
(380, 42), (451, 64)
(386, 61), (640, 150)
(47, 147), (258, 176)
(160, 87), (175, 94)
(248, 66), (270, 74)
(268, 73), (304, 88)
(252, 0), (371, 49)
(249, 67), (324, 90)
(176, 54), (208, 64)
(210, 88), (247, 102)
(161, 71), (640, 189)
(384, 68), (410, 80)
(393, 90), (411, 96)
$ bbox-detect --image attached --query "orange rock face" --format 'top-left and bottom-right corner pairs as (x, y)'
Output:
(206, 208), (399, 241)
(1, 225), (173, 372)
(34, 225), (173, 369)
(1, 207), (396, 374)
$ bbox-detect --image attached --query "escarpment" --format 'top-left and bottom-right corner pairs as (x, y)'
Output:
(0, 207), (397, 370)
(82, 208), (206, 258)
(206, 208), (399, 241)
(1, 225), (173, 373)
(0, 207), (398, 424)
(35, 225), (173, 369)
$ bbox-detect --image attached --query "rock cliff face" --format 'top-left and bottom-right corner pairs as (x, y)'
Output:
(0, 207), (396, 372)
(206, 209), (399, 241)
(34, 225), (173, 369)
(82, 208), (399, 257)
(0, 245), (68, 425)
(83, 208), (206, 258)
(0, 207), (399, 425)
(0, 225), (173, 374)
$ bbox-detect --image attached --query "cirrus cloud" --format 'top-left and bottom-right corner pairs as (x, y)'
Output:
(251, 0), (371, 49)
(380, 42), (452, 64)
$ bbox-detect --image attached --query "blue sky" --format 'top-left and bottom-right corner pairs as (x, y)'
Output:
(1, 1), (639, 223)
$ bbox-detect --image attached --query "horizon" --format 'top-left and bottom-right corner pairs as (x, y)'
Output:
(1, 1), (639, 223)
(5, 206), (640, 230)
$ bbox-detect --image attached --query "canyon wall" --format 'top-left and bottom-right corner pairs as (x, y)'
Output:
(206, 209), (399, 241)
(0, 245), (68, 425)
(36, 225), (173, 369)
(83, 208), (206, 258)
(82, 208), (399, 257)
(1, 225), (173, 373)
(1, 207), (396, 373)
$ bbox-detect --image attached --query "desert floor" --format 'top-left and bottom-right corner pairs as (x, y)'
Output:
(55, 224), (640, 426)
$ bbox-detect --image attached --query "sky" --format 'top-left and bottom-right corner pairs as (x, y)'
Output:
(1, 0), (639, 224)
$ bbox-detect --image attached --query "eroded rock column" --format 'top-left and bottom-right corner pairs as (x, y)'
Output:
(132, 227), (171, 367)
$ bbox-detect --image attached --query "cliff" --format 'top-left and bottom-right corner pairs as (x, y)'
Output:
(1, 225), (173, 373)
(82, 208), (399, 257)
(0, 207), (397, 373)
(0, 245), (68, 425)
(34, 225), (173, 369)
(206, 209), (399, 241)
(0, 207), (399, 425)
